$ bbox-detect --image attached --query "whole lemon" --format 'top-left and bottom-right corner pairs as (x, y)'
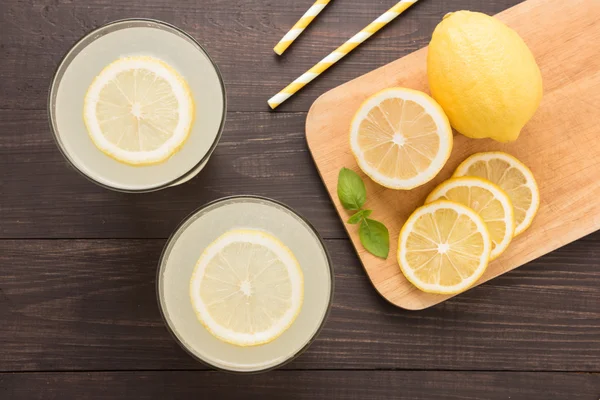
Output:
(427, 11), (543, 142)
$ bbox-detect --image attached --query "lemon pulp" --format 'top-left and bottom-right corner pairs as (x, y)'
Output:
(426, 177), (515, 260)
(349, 88), (453, 190)
(398, 200), (492, 294)
(453, 152), (539, 236)
(190, 229), (304, 347)
(83, 56), (194, 165)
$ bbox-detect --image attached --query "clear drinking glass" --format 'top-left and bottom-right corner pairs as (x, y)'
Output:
(157, 196), (334, 373)
(48, 19), (226, 192)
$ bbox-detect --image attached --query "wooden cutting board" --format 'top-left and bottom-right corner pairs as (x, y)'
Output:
(306, 0), (600, 310)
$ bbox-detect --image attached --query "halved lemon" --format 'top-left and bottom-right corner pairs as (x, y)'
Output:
(84, 56), (194, 165)
(453, 152), (539, 236)
(349, 88), (453, 190)
(190, 229), (304, 347)
(398, 200), (491, 294)
(425, 177), (515, 260)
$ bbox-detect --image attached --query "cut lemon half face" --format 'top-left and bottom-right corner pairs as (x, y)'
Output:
(453, 152), (539, 236)
(190, 229), (304, 347)
(398, 200), (491, 294)
(350, 88), (453, 190)
(84, 56), (194, 165)
(426, 177), (515, 260)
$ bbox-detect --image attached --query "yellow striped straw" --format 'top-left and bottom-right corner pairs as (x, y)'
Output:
(274, 0), (331, 56)
(269, 0), (418, 109)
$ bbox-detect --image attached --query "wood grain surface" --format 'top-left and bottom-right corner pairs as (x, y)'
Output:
(2, 371), (599, 400)
(1, 237), (599, 372)
(0, 111), (343, 239)
(306, 0), (600, 309)
(0, 0), (520, 112)
(1, 0), (599, 398)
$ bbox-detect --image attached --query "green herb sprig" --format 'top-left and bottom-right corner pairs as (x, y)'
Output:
(337, 168), (390, 258)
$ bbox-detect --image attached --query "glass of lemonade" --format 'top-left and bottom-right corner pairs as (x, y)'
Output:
(157, 196), (334, 372)
(48, 19), (226, 192)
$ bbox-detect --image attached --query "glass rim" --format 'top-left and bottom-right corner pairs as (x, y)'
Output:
(155, 195), (335, 374)
(47, 18), (227, 193)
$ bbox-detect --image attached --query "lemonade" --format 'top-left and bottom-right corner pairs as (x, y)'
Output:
(49, 19), (225, 192)
(157, 197), (333, 372)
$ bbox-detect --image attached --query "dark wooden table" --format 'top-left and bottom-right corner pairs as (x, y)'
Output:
(1, 0), (599, 398)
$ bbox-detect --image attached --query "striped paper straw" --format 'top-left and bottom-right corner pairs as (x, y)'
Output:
(268, 0), (418, 109)
(274, 0), (331, 56)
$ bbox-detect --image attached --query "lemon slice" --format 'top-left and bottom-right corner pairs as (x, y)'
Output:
(84, 56), (194, 165)
(453, 152), (539, 236)
(398, 200), (491, 294)
(190, 229), (304, 347)
(425, 177), (515, 260)
(349, 88), (453, 190)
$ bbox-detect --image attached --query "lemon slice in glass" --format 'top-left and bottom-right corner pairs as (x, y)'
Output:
(426, 177), (515, 260)
(349, 88), (453, 190)
(398, 200), (492, 294)
(190, 229), (304, 347)
(453, 152), (540, 236)
(83, 56), (194, 165)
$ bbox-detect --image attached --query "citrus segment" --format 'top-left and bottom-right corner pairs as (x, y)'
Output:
(190, 229), (303, 347)
(398, 200), (491, 294)
(426, 177), (515, 260)
(453, 152), (539, 236)
(350, 88), (453, 190)
(84, 56), (194, 165)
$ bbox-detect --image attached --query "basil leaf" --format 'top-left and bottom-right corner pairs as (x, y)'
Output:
(359, 218), (390, 258)
(337, 168), (367, 210)
(347, 209), (372, 224)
